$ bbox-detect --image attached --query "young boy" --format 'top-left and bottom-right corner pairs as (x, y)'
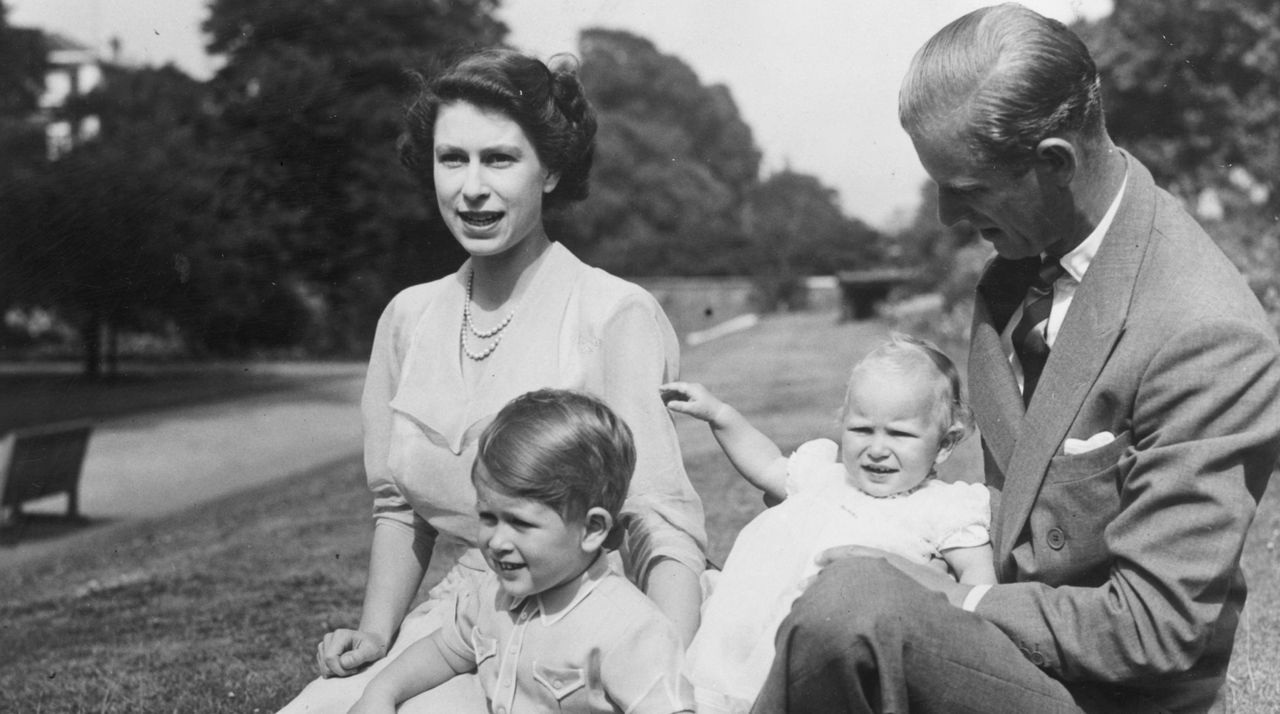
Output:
(348, 388), (695, 714)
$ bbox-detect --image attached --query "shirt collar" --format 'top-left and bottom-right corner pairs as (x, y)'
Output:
(499, 553), (612, 627)
(1055, 171), (1128, 282)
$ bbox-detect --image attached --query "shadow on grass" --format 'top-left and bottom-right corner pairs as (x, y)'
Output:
(0, 512), (112, 548)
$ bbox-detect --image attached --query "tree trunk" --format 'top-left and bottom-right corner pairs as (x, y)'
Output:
(106, 321), (119, 378)
(82, 310), (102, 379)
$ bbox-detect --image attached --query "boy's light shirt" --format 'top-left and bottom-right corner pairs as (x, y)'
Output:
(501, 555), (607, 626)
(438, 553), (694, 714)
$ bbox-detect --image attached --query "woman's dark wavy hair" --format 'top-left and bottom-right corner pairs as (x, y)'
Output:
(899, 3), (1105, 174)
(399, 48), (597, 210)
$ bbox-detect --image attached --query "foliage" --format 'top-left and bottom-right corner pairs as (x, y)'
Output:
(1077, 0), (1280, 322)
(201, 0), (507, 354)
(895, 0), (1280, 323)
(0, 64), (231, 375)
(0, 1), (47, 235)
(0, 0), (45, 117)
(569, 28), (882, 291)
(1078, 0), (1280, 213)
(566, 29), (760, 276)
(745, 170), (883, 309)
(887, 182), (985, 305)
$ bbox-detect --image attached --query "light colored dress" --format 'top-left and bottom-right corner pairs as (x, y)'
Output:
(686, 439), (989, 714)
(280, 243), (706, 713)
(433, 555), (695, 714)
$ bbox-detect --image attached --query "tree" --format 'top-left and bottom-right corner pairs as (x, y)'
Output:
(0, 1), (46, 201)
(202, 0), (508, 353)
(1079, 0), (1280, 332)
(567, 29), (761, 276)
(0, 1), (45, 116)
(1079, 0), (1280, 212)
(0, 64), (230, 376)
(745, 170), (883, 309)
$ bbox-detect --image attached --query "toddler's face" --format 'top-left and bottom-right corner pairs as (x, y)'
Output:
(474, 471), (596, 603)
(840, 369), (951, 498)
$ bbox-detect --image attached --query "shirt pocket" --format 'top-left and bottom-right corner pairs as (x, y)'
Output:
(533, 662), (590, 710)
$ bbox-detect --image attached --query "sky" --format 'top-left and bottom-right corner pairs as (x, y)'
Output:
(9, 0), (1112, 229)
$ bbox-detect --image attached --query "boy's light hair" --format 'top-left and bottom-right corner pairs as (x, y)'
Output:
(472, 388), (635, 523)
(845, 333), (975, 448)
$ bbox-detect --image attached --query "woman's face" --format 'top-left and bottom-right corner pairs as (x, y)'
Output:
(433, 101), (559, 259)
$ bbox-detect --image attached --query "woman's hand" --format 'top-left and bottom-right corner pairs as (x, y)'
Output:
(660, 382), (726, 426)
(317, 628), (389, 678)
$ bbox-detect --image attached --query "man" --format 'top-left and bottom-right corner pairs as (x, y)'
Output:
(751, 4), (1280, 713)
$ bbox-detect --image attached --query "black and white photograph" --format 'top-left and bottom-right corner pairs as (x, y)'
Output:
(2, 1), (1278, 712)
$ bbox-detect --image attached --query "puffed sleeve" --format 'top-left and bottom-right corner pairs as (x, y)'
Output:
(601, 610), (695, 714)
(598, 294), (708, 584)
(784, 439), (842, 496)
(929, 481), (991, 553)
(362, 289), (423, 534)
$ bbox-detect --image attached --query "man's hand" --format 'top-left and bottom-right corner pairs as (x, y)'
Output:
(317, 628), (389, 678)
(817, 545), (973, 608)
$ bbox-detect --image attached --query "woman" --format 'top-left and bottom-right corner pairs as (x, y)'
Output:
(280, 49), (707, 712)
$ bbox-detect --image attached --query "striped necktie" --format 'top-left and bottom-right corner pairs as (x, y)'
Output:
(1012, 256), (1067, 405)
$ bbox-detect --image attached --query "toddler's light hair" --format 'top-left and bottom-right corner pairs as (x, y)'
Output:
(844, 333), (975, 448)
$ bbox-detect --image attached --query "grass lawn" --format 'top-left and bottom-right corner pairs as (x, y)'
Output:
(1, 313), (1277, 712)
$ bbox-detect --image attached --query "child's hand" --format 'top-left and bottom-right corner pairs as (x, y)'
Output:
(660, 382), (725, 425)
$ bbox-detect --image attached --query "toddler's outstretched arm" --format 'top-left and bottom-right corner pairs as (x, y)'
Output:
(661, 382), (788, 502)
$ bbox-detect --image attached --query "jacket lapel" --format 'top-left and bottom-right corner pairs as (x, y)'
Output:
(969, 256), (1036, 479)
(993, 152), (1155, 568)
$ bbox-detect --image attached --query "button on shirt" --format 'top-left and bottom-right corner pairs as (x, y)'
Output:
(1000, 174), (1129, 393)
(434, 556), (694, 714)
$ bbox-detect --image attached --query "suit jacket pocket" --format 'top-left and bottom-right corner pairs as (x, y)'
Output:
(1032, 433), (1132, 585)
(1046, 430), (1132, 483)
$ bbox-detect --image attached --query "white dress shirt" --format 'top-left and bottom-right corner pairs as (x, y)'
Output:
(1000, 174), (1129, 393)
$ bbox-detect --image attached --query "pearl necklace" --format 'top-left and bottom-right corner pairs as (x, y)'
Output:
(461, 271), (517, 361)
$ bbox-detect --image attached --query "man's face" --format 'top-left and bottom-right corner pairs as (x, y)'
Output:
(910, 118), (1071, 259)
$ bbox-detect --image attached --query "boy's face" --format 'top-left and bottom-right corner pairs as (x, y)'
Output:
(841, 367), (954, 498)
(474, 471), (599, 603)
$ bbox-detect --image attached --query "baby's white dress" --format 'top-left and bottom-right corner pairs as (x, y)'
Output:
(686, 438), (990, 714)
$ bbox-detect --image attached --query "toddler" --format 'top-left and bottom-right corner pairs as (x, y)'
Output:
(349, 388), (694, 714)
(662, 334), (995, 713)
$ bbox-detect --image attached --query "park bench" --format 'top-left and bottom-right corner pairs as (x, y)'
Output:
(1, 419), (94, 522)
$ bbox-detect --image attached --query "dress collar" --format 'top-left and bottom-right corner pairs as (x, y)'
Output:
(388, 242), (582, 454)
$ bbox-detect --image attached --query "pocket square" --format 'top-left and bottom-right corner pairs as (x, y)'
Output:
(1064, 431), (1115, 455)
